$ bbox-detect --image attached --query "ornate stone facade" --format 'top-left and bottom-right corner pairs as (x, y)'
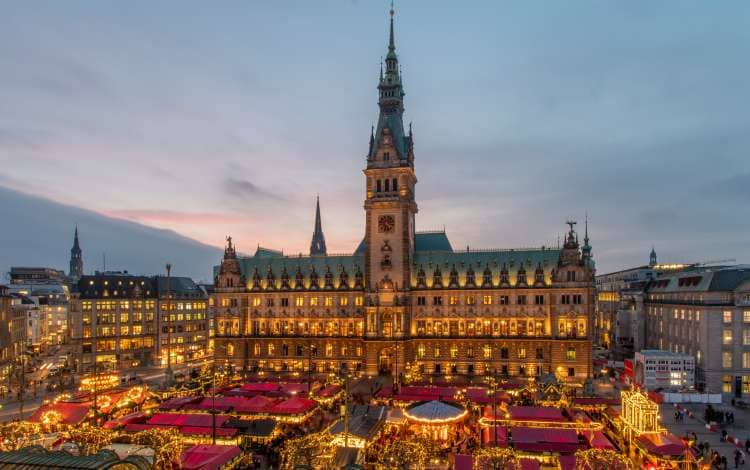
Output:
(211, 10), (595, 384)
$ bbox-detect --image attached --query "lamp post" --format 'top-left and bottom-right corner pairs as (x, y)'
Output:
(164, 263), (175, 387)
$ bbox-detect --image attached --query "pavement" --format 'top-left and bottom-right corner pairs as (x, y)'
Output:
(660, 400), (750, 468)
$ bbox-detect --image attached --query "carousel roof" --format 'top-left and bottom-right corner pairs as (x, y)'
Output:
(404, 400), (467, 423)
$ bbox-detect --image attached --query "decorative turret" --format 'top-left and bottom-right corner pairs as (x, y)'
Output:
(649, 246), (658, 267)
(416, 265), (427, 289)
(216, 235), (244, 289)
(432, 266), (443, 289)
(482, 264), (493, 288)
(309, 196), (327, 256)
(69, 226), (84, 280)
(339, 266), (350, 290)
(465, 266), (476, 288)
(516, 264), (528, 287)
(324, 265), (334, 290)
(534, 262), (546, 287)
(499, 263), (510, 287)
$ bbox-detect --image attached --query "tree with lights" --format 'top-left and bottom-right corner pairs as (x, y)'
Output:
(0, 422), (44, 451)
(280, 432), (332, 470)
(129, 428), (184, 470)
(472, 447), (520, 470)
(574, 449), (634, 470)
(376, 435), (441, 470)
(67, 427), (115, 456)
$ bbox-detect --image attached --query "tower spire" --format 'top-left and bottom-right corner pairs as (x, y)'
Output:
(389, 2), (396, 53)
(310, 196), (327, 256)
(69, 225), (83, 280)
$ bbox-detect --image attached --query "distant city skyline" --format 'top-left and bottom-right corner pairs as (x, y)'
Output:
(1, 1), (749, 273)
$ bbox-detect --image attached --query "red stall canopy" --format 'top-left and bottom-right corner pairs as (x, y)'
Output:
(271, 397), (317, 415)
(29, 403), (90, 426)
(235, 395), (279, 414)
(181, 445), (242, 470)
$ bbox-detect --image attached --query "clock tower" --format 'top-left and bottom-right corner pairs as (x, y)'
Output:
(364, 7), (416, 342)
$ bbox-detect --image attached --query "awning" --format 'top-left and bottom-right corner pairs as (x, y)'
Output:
(235, 395), (279, 414)
(181, 445), (242, 470)
(585, 430), (615, 450)
(28, 403), (90, 426)
(271, 397), (317, 415)
(636, 432), (687, 457)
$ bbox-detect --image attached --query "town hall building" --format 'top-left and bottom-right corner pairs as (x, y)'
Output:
(212, 9), (595, 384)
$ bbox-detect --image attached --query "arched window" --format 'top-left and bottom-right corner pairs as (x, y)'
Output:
(392, 178), (398, 191)
(376, 180), (382, 192)
(384, 179), (390, 192)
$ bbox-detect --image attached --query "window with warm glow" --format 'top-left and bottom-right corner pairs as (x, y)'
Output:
(723, 352), (732, 368)
(339, 297), (348, 306)
(355, 296), (364, 306)
(724, 311), (733, 323)
(449, 296), (458, 306)
(724, 329), (733, 344)
(483, 295), (492, 305)
(483, 344), (492, 359)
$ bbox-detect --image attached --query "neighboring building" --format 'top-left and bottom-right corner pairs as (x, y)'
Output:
(633, 349), (695, 391)
(8, 267), (66, 284)
(594, 249), (691, 359)
(7, 267), (71, 349)
(0, 285), (14, 384)
(644, 265), (750, 396)
(154, 275), (210, 367)
(69, 226), (84, 280)
(69, 272), (208, 372)
(211, 10), (596, 384)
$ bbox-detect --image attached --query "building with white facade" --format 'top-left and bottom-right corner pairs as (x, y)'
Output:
(634, 349), (695, 391)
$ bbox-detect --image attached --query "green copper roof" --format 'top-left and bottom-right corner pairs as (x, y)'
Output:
(354, 231), (453, 255)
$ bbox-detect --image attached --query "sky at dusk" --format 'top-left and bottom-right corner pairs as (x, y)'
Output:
(1, 1), (749, 274)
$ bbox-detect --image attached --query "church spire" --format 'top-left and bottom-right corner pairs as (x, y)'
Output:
(69, 225), (83, 280)
(649, 245), (657, 266)
(310, 196), (327, 256)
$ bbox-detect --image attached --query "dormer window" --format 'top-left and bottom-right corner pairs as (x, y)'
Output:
(383, 152), (390, 161)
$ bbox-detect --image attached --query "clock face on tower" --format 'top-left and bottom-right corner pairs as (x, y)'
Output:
(378, 215), (395, 233)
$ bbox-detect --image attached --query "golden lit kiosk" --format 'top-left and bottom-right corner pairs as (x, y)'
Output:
(403, 400), (468, 441)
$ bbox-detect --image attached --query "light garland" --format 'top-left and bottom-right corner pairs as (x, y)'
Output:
(279, 431), (334, 470)
(79, 373), (119, 392)
(67, 427), (115, 456)
(375, 436), (440, 470)
(472, 447), (520, 470)
(574, 449), (634, 470)
(41, 410), (63, 427)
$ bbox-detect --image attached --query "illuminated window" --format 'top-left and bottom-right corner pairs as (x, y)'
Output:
(339, 297), (348, 306)
(724, 311), (733, 323)
(433, 346), (440, 358)
(566, 347), (576, 361)
(744, 311), (750, 323)
(417, 345), (425, 358)
(324, 297), (333, 307)
(723, 375), (733, 393)
(355, 296), (364, 307)
(449, 296), (458, 306)
(483, 295), (492, 305)
(295, 297), (304, 307)
(326, 343), (333, 357)
(744, 376), (750, 394)
(743, 352), (750, 369)
(518, 347), (526, 359)
(310, 297), (319, 307)
(227, 344), (235, 356)
(696, 310), (701, 321)
(252, 298), (261, 307)
(723, 352), (733, 369)
(450, 345), (458, 358)
(465, 295), (475, 306)
(723, 329), (733, 345)
(483, 344), (492, 359)
(132, 325), (142, 335)
(268, 344), (275, 355)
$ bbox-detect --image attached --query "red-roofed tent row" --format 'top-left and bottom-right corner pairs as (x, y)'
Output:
(181, 444), (242, 470)
(28, 403), (90, 426)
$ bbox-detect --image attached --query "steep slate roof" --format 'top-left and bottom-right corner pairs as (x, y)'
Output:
(227, 230), (560, 289)
(647, 265), (750, 293)
(154, 276), (205, 299)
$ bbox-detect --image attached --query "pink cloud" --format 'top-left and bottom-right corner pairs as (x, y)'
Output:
(103, 209), (238, 225)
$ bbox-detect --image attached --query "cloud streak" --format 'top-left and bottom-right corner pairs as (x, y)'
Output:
(104, 209), (238, 225)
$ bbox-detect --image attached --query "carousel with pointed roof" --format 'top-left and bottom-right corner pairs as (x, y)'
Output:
(403, 400), (468, 441)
